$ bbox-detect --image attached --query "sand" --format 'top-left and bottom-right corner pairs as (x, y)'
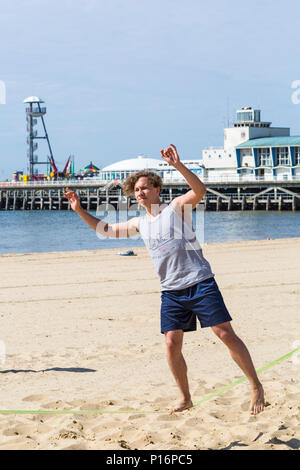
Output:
(0, 237), (299, 450)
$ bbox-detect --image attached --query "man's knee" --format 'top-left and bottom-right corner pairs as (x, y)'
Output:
(212, 323), (237, 343)
(165, 330), (183, 355)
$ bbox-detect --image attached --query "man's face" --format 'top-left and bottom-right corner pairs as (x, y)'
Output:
(134, 177), (160, 207)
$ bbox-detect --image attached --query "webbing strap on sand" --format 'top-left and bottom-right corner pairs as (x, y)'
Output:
(0, 347), (299, 415)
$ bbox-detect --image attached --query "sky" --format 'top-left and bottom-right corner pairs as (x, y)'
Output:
(0, 0), (300, 179)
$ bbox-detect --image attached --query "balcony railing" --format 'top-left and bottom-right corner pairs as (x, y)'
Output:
(1, 174), (300, 188)
(26, 107), (46, 115)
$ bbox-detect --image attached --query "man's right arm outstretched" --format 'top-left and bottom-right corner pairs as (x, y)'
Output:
(64, 189), (140, 239)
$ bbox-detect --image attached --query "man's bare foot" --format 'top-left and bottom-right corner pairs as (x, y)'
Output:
(250, 385), (265, 415)
(170, 398), (193, 414)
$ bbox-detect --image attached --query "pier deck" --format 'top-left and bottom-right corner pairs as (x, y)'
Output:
(0, 179), (299, 211)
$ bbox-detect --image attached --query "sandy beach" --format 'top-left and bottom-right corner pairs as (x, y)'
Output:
(0, 237), (299, 450)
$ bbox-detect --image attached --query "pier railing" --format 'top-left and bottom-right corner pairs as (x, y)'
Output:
(1, 183), (299, 211)
(1, 174), (300, 188)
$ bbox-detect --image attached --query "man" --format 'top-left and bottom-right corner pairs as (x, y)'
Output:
(65, 144), (265, 415)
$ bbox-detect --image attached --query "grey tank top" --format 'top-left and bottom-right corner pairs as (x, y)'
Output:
(138, 203), (214, 291)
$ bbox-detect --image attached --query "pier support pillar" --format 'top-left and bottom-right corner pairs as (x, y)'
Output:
(31, 193), (35, 210)
(227, 196), (232, 211)
(241, 196), (246, 211)
(22, 194), (27, 210)
(278, 195), (282, 211)
(292, 196), (299, 211)
(13, 192), (17, 210)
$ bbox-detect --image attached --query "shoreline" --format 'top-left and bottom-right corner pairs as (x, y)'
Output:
(1, 235), (300, 258)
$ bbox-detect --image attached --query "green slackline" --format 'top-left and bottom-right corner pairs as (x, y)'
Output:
(0, 347), (299, 416)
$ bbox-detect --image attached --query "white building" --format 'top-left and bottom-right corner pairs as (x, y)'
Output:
(99, 107), (300, 183)
(100, 155), (203, 183)
(202, 107), (300, 180)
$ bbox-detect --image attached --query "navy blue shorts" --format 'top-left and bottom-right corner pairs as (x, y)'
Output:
(160, 277), (232, 334)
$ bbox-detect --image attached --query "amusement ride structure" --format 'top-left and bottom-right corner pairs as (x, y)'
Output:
(23, 96), (74, 181)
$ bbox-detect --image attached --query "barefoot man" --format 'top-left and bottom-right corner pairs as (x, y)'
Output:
(65, 145), (265, 415)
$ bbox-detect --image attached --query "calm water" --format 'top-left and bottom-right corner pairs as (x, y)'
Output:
(0, 210), (299, 254)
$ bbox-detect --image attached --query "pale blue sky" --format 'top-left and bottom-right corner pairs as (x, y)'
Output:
(0, 0), (300, 179)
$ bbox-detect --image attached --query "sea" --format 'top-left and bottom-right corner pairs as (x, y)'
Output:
(0, 210), (299, 255)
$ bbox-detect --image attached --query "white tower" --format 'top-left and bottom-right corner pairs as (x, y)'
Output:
(24, 96), (54, 176)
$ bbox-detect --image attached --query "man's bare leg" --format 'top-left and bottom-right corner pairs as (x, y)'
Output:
(211, 322), (265, 415)
(164, 330), (193, 412)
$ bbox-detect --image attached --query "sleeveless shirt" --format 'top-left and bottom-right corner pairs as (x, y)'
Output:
(138, 203), (214, 291)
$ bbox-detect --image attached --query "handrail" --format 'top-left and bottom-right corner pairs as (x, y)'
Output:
(0, 175), (300, 188)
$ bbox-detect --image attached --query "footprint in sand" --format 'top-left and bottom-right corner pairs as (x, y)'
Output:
(241, 400), (251, 412)
(0, 438), (38, 450)
(22, 394), (46, 402)
(61, 442), (88, 450)
(57, 429), (81, 440)
(3, 423), (35, 437)
(157, 413), (181, 422)
(184, 417), (204, 426)
(127, 414), (146, 420)
(41, 400), (65, 409)
(79, 401), (112, 411)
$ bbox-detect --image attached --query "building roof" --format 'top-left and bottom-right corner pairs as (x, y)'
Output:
(82, 162), (100, 174)
(237, 136), (300, 148)
(23, 96), (44, 103)
(102, 156), (163, 172)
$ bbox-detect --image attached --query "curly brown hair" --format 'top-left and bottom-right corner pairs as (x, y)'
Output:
(122, 171), (163, 196)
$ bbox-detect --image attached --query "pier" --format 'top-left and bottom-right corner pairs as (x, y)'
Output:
(0, 178), (299, 211)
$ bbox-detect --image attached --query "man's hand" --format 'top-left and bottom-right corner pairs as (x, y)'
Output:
(160, 144), (181, 169)
(64, 188), (81, 212)
(160, 146), (206, 211)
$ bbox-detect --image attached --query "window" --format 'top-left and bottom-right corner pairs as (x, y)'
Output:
(257, 148), (272, 167)
(254, 110), (261, 122)
(274, 147), (290, 166)
(295, 147), (300, 165)
(237, 111), (254, 122)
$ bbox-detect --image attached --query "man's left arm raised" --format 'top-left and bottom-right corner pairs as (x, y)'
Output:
(160, 144), (206, 210)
